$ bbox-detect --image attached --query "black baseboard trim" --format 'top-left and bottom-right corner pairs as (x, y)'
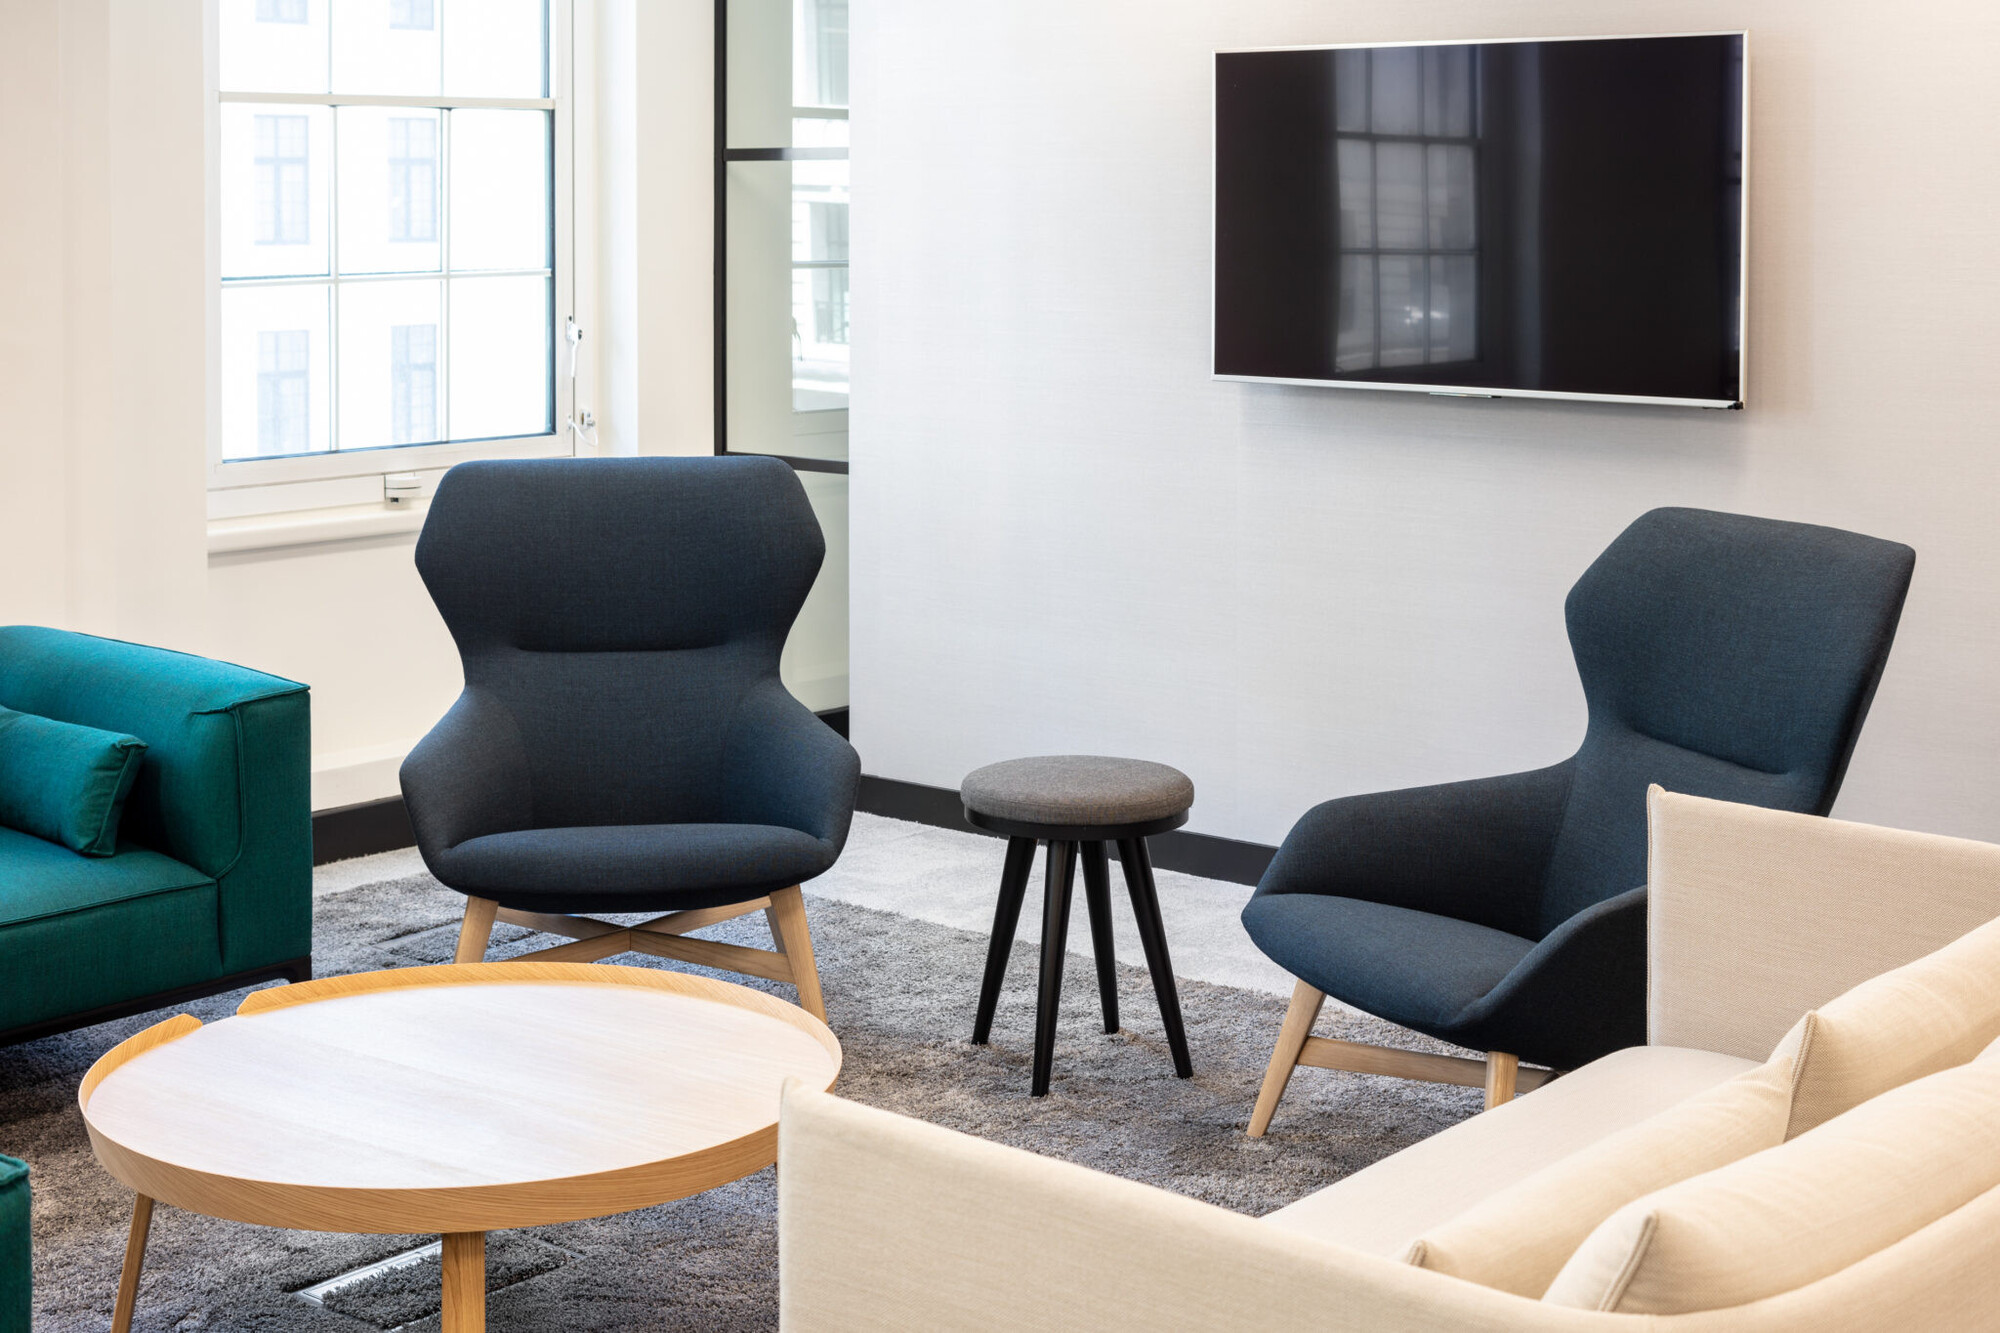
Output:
(818, 706), (849, 739)
(313, 797), (415, 865)
(856, 775), (1276, 887)
(0, 957), (312, 1048)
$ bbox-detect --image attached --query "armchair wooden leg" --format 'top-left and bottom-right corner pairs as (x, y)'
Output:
(768, 886), (826, 1023)
(1484, 1052), (1519, 1109)
(1248, 981), (1325, 1138)
(454, 897), (498, 964)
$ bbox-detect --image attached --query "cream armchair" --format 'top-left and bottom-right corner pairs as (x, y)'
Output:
(778, 790), (2000, 1330)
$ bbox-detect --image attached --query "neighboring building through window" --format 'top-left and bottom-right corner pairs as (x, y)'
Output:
(257, 0), (307, 23)
(802, 0), (847, 108)
(257, 330), (310, 455)
(254, 114), (310, 245)
(387, 116), (438, 244)
(390, 323), (439, 444)
(388, 0), (434, 30)
(808, 202), (849, 345)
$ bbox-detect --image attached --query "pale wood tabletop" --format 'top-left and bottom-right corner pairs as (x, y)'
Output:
(79, 961), (842, 1333)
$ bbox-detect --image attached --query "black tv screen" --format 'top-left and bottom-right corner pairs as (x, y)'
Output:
(1214, 34), (1747, 407)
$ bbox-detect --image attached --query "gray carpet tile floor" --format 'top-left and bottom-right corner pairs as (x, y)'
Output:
(12, 854), (1482, 1330)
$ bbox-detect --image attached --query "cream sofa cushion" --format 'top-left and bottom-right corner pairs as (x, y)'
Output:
(1780, 914), (2000, 1137)
(1261, 1045), (1754, 1257)
(1401, 1049), (1794, 1297)
(1543, 1054), (2000, 1315)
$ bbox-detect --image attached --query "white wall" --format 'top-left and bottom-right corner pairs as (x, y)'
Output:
(4, 0), (849, 813)
(0, 0), (210, 653)
(850, 0), (2000, 848)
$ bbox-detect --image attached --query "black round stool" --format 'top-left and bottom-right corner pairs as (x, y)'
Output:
(960, 755), (1195, 1096)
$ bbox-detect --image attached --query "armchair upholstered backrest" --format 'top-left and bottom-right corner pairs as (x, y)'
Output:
(414, 455), (826, 830)
(1539, 508), (1915, 936)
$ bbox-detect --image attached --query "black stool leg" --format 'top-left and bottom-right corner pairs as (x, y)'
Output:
(973, 837), (1036, 1045)
(1032, 840), (1078, 1096)
(1078, 841), (1120, 1034)
(1117, 837), (1193, 1078)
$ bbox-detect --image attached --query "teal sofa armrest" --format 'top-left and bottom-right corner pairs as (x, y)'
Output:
(0, 1155), (26, 1333)
(0, 627), (312, 974)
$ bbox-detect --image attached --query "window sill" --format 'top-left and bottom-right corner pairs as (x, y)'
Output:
(207, 502), (429, 556)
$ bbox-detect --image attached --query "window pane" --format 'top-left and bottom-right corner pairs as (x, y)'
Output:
(793, 268), (849, 411)
(791, 154), (848, 411)
(448, 275), (551, 439)
(1336, 138), (1372, 249)
(222, 285), (332, 458)
(338, 279), (444, 449)
(1427, 143), (1476, 251)
(221, 104), (331, 279)
(1378, 255), (1425, 367)
(1375, 142), (1424, 250)
(1429, 255), (1477, 364)
(1335, 254), (1375, 372)
(794, 0), (849, 107)
(337, 107), (442, 275)
(330, 0), (440, 95)
(1370, 47), (1422, 135)
(220, 0), (329, 94)
(443, 0), (547, 98)
(1423, 46), (1475, 137)
(1333, 48), (1369, 133)
(448, 110), (552, 271)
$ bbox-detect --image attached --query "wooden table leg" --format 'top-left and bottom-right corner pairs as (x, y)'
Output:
(111, 1194), (154, 1333)
(441, 1231), (486, 1332)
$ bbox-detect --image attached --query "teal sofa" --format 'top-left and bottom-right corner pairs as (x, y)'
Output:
(0, 1155), (23, 1332)
(0, 628), (311, 1045)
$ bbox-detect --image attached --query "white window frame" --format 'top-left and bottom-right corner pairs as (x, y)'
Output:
(206, 0), (591, 518)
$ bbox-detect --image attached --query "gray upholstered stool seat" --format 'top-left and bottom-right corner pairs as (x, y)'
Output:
(961, 755), (1195, 1095)
(961, 756), (1195, 833)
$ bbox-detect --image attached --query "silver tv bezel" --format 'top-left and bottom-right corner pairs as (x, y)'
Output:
(1210, 31), (1751, 411)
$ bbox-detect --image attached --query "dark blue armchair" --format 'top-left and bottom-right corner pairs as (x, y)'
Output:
(400, 456), (859, 1020)
(1243, 508), (1915, 1132)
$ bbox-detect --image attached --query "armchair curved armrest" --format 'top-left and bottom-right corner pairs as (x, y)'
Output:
(719, 683), (860, 851)
(1254, 762), (1574, 940)
(398, 689), (534, 863)
(1453, 885), (1648, 1070)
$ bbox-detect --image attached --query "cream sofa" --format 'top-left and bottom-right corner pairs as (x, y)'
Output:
(779, 789), (2000, 1330)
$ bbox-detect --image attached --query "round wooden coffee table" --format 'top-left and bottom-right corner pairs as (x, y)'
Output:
(79, 962), (841, 1332)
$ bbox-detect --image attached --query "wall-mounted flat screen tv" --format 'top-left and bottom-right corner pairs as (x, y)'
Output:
(1214, 34), (1747, 408)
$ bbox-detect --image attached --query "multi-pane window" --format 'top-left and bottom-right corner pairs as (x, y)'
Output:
(1333, 45), (1480, 372)
(787, 0), (850, 416)
(387, 116), (439, 243)
(218, 0), (563, 464)
(254, 115), (311, 245)
(722, 0), (851, 456)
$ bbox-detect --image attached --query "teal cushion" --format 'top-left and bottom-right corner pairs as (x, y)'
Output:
(0, 1155), (24, 1333)
(0, 705), (147, 856)
(0, 825), (220, 1032)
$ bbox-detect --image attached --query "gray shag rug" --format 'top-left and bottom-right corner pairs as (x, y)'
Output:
(8, 875), (1482, 1330)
